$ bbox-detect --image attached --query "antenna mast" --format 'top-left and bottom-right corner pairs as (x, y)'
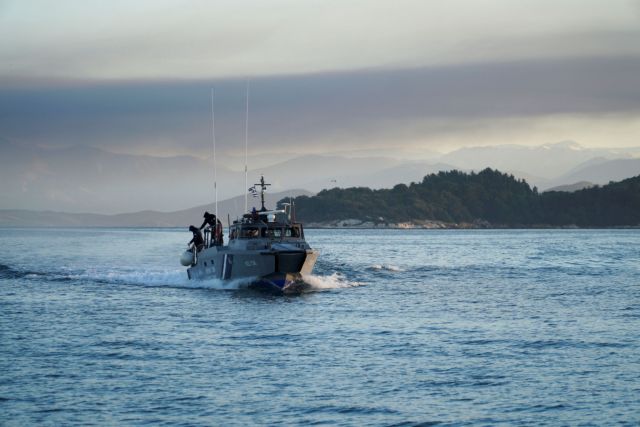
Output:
(244, 79), (250, 213)
(254, 175), (271, 211)
(210, 88), (218, 219)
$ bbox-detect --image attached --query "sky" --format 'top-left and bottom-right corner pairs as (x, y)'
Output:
(1, 0), (640, 212)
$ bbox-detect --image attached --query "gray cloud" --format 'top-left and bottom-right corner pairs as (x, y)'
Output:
(2, 1), (640, 80)
(2, 55), (639, 157)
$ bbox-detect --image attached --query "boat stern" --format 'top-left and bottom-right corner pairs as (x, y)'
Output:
(250, 272), (304, 294)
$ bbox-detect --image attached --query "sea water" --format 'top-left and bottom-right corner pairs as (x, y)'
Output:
(1, 228), (639, 426)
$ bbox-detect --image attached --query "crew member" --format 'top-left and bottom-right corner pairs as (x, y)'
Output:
(200, 211), (215, 229)
(200, 211), (223, 246)
(188, 225), (204, 252)
(251, 207), (259, 222)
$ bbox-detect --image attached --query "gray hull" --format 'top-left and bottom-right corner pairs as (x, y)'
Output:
(187, 245), (318, 292)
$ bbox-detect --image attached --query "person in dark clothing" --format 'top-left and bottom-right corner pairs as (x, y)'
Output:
(188, 225), (204, 251)
(199, 211), (223, 246)
(200, 211), (216, 230)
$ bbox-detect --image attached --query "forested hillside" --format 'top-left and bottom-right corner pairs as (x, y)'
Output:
(280, 169), (640, 227)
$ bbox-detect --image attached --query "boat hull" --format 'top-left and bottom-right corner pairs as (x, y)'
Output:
(187, 246), (318, 294)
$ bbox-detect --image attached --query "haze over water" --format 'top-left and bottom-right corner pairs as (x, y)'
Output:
(1, 228), (639, 425)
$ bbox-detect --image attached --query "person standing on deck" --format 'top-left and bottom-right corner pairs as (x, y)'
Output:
(200, 211), (223, 246)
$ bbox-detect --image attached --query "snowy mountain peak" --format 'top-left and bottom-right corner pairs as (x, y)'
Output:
(542, 140), (584, 151)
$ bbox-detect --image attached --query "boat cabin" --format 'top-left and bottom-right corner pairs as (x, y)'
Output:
(229, 210), (305, 242)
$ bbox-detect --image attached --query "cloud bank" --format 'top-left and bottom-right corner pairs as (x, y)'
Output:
(1, 56), (639, 159)
(2, 0), (639, 80)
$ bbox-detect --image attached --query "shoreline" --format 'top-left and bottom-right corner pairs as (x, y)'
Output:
(304, 219), (640, 230)
(305, 226), (640, 230)
(1, 222), (639, 230)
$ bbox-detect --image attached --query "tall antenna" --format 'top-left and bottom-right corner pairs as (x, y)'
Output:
(254, 175), (271, 211)
(210, 88), (218, 219)
(244, 78), (250, 213)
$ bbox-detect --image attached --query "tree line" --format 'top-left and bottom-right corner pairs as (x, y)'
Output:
(279, 169), (640, 227)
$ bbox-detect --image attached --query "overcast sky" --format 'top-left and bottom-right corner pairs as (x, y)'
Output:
(1, 0), (640, 160)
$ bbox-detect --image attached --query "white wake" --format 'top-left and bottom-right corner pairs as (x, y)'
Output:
(51, 267), (362, 293)
(369, 264), (404, 272)
(301, 272), (363, 291)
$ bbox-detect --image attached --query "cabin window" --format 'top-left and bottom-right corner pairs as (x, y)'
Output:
(262, 227), (283, 239)
(240, 227), (260, 239)
(285, 226), (300, 238)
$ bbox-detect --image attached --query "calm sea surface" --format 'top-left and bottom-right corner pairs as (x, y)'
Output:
(1, 228), (639, 426)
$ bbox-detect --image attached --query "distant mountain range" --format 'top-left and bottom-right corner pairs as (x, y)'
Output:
(440, 141), (599, 178)
(440, 141), (640, 189)
(1, 139), (638, 214)
(544, 181), (593, 193)
(0, 190), (311, 228)
(548, 158), (640, 187)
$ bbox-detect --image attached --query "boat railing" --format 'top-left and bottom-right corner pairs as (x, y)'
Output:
(203, 228), (211, 248)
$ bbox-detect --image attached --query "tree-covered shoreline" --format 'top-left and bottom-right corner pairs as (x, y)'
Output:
(279, 169), (640, 228)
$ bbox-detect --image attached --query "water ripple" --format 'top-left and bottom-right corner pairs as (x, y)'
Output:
(1, 228), (639, 425)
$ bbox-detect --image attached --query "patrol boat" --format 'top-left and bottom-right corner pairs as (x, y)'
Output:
(180, 176), (319, 293)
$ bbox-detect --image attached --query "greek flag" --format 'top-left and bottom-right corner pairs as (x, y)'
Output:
(248, 187), (258, 198)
